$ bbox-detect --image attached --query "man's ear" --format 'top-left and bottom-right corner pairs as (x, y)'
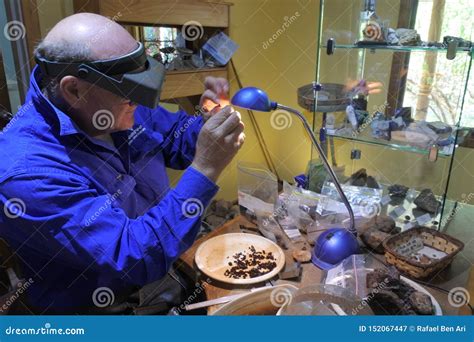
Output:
(59, 76), (85, 109)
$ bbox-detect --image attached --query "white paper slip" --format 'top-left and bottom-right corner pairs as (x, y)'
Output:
(381, 195), (391, 206)
(396, 237), (424, 256)
(389, 205), (405, 218)
(416, 213), (432, 226)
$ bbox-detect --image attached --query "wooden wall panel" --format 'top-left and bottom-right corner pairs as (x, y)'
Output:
(99, 0), (230, 27)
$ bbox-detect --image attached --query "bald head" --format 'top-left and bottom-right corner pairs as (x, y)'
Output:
(34, 13), (140, 136)
(42, 13), (136, 60)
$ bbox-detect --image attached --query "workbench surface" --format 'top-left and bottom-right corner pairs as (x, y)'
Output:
(179, 216), (472, 315)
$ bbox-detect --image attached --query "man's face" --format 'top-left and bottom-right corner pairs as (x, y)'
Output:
(67, 78), (138, 135)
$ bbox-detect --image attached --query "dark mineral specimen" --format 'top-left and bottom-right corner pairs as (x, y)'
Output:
(408, 291), (434, 315)
(366, 269), (435, 315)
(414, 189), (440, 214)
(388, 184), (409, 198)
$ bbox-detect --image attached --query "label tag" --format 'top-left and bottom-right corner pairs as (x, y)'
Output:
(389, 205), (405, 218)
(396, 237), (424, 256)
(381, 195), (391, 206)
(416, 213), (432, 226)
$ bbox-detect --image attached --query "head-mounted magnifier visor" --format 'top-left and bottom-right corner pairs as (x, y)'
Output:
(35, 42), (165, 109)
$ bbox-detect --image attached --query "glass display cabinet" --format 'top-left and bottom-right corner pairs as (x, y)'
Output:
(302, 0), (473, 231)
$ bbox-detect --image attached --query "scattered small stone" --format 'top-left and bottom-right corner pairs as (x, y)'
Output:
(292, 249), (312, 263)
(224, 245), (277, 279)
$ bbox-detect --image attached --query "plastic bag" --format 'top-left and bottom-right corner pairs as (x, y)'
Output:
(237, 162), (278, 223)
(324, 254), (369, 299)
(319, 181), (383, 218)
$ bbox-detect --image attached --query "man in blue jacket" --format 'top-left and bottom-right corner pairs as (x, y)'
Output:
(0, 13), (245, 314)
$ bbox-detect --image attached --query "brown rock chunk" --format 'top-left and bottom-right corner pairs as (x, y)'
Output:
(214, 199), (231, 217)
(292, 249), (312, 263)
(360, 229), (390, 253)
(361, 215), (397, 234)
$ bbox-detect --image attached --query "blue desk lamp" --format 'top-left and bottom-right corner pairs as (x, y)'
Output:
(231, 85), (359, 270)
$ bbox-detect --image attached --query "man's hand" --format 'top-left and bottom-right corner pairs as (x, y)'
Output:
(200, 77), (230, 120)
(192, 106), (245, 182)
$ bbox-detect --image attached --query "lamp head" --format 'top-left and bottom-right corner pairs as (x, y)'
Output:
(311, 228), (360, 270)
(231, 87), (277, 112)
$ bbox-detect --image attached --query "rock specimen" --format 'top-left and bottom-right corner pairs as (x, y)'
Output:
(292, 249), (312, 263)
(363, 215), (397, 233)
(366, 269), (435, 315)
(388, 184), (409, 198)
(427, 121), (452, 134)
(395, 28), (421, 46)
(369, 290), (416, 315)
(360, 229), (390, 253)
(360, 215), (399, 253)
(409, 291), (435, 315)
(203, 199), (240, 231)
(348, 168), (380, 188)
(414, 189), (440, 214)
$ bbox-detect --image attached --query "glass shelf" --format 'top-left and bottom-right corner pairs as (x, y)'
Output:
(326, 126), (455, 157)
(322, 44), (472, 53)
(322, 181), (457, 231)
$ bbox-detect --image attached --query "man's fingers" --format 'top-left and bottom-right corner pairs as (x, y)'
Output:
(200, 90), (219, 108)
(206, 105), (234, 129)
(218, 111), (243, 136)
(204, 77), (229, 96)
(224, 125), (245, 147)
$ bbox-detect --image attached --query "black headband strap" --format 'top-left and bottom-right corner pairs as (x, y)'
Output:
(35, 42), (147, 77)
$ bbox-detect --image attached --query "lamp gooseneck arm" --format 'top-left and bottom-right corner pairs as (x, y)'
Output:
(276, 103), (356, 235)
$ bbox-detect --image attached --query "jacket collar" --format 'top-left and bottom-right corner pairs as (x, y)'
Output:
(30, 66), (82, 137)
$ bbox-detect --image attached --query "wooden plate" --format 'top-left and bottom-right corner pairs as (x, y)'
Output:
(195, 233), (285, 285)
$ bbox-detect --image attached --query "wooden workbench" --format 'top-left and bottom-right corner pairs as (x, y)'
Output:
(179, 216), (472, 315)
